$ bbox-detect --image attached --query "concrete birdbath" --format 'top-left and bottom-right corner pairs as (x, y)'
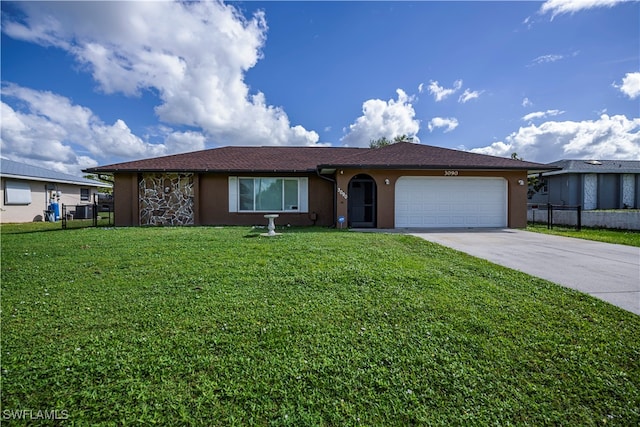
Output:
(262, 214), (280, 236)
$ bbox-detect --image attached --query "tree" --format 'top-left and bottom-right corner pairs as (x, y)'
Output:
(527, 175), (547, 200)
(394, 134), (414, 143)
(509, 153), (543, 199)
(84, 174), (114, 195)
(369, 135), (415, 148)
(369, 136), (392, 148)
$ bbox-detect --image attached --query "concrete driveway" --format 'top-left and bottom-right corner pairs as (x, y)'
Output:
(407, 229), (640, 316)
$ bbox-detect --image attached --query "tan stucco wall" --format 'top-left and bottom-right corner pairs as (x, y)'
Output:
(334, 169), (529, 228)
(1, 178), (102, 223)
(111, 169), (529, 228)
(113, 172), (335, 227)
(113, 173), (139, 226)
(198, 173), (334, 227)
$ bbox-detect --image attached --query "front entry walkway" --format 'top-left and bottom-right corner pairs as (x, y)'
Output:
(393, 229), (639, 315)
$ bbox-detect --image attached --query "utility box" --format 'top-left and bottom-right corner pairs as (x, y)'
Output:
(74, 205), (94, 219)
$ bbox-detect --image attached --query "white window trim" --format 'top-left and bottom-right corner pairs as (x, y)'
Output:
(228, 176), (308, 213)
(228, 177), (238, 212)
(4, 180), (32, 205)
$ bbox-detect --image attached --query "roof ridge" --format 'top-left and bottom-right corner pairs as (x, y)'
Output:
(86, 143), (552, 173)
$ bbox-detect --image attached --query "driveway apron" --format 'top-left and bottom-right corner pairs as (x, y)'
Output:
(407, 229), (640, 316)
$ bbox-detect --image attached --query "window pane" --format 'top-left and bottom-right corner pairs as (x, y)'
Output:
(239, 179), (254, 210)
(284, 180), (298, 210)
(255, 178), (282, 211)
(4, 181), (31, 205)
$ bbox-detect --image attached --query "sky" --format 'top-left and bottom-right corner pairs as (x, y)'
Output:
(1, 0), (639, 176)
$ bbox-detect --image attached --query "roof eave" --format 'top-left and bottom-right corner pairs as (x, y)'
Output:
(318, 164), (553, 171)
(87, 163), (558, 174)
(540, 168), (640, 176)
(84, 168), (318, 174)
(1, 173), (111, 187)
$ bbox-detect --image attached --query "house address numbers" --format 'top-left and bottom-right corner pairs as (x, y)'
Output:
(444, 170), (459, 176)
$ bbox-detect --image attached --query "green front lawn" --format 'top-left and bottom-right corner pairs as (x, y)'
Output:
(527, 223), (640, 247)
(2, 226), (639, 425)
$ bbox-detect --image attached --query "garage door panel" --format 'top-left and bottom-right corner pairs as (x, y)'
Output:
(395, 177), (506, 228)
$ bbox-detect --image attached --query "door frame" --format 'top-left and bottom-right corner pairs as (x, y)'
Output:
(348, 174), (377, 228)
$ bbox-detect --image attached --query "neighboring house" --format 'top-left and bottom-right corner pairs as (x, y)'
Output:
(1, 158), (111, 223)
(529, 159), (640, 210)
(84, 142), (550, 229)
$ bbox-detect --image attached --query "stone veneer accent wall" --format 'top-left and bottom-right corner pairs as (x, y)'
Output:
(139, 173), (194, 225)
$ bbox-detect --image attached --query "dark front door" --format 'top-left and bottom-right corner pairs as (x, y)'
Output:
(348, 175), (376, 228)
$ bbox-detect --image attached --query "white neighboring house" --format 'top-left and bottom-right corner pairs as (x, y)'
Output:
(1, 159), (111, 223)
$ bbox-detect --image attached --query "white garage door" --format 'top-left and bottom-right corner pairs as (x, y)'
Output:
(395, 177), (507, 228)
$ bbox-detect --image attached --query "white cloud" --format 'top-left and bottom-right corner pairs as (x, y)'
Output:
(0, 84), (204, 175)
(530, 54), (564, 66)
(614, 72), (640, 100)
(458, 89), (482, 103)
(1, 100), (77, 164)
(426, 81), (478, 103)
(522, 110), (565, 122)
(341, 89), (420, 147)
(529, 51), (580, 67)
(427, 117), (459, 133)
(522, 98), (533, 107)
(164, 131), (207, 155)
(427, 80), (462, 102)
(470, 114), (640, 163)
(540, 0), (630, 18)
(2, 1), (321, 149)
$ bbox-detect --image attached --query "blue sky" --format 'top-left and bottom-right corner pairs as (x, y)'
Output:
(1, 0), (639, 176)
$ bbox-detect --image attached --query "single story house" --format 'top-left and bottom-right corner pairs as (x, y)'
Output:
(84, 142), (551, 229)
(1, 158), (111, 223)
(529, 159), (640, 210)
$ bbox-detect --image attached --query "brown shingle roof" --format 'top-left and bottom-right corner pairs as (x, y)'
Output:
(85, 142), (550, 173)
(86, 146), (362, 173)
(322, 142), (549, 170)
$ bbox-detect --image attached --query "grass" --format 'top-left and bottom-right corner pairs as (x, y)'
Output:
(2, 226), (639, 425)
(527, 222), (640, 247)
(0, 215), (114, 234)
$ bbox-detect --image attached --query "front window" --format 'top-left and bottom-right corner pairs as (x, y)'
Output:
(238, 178), (300, 212)
(80, 188), (90, 201)
(540, 178), (548, 194)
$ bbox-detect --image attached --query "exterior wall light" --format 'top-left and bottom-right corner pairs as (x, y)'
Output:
(385, 179), (390, 185)
(518, 179), (525, 186)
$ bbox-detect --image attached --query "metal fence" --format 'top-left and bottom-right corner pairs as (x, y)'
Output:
(528, 203), (582, 231)
(547, 204), (582, 231)
(60, 202), (114, 229)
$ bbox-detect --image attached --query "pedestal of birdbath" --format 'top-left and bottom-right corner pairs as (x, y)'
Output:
(262, 214), (281, 236)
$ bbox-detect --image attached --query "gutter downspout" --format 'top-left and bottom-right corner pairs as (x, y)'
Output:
(316, 168), (337, 228)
